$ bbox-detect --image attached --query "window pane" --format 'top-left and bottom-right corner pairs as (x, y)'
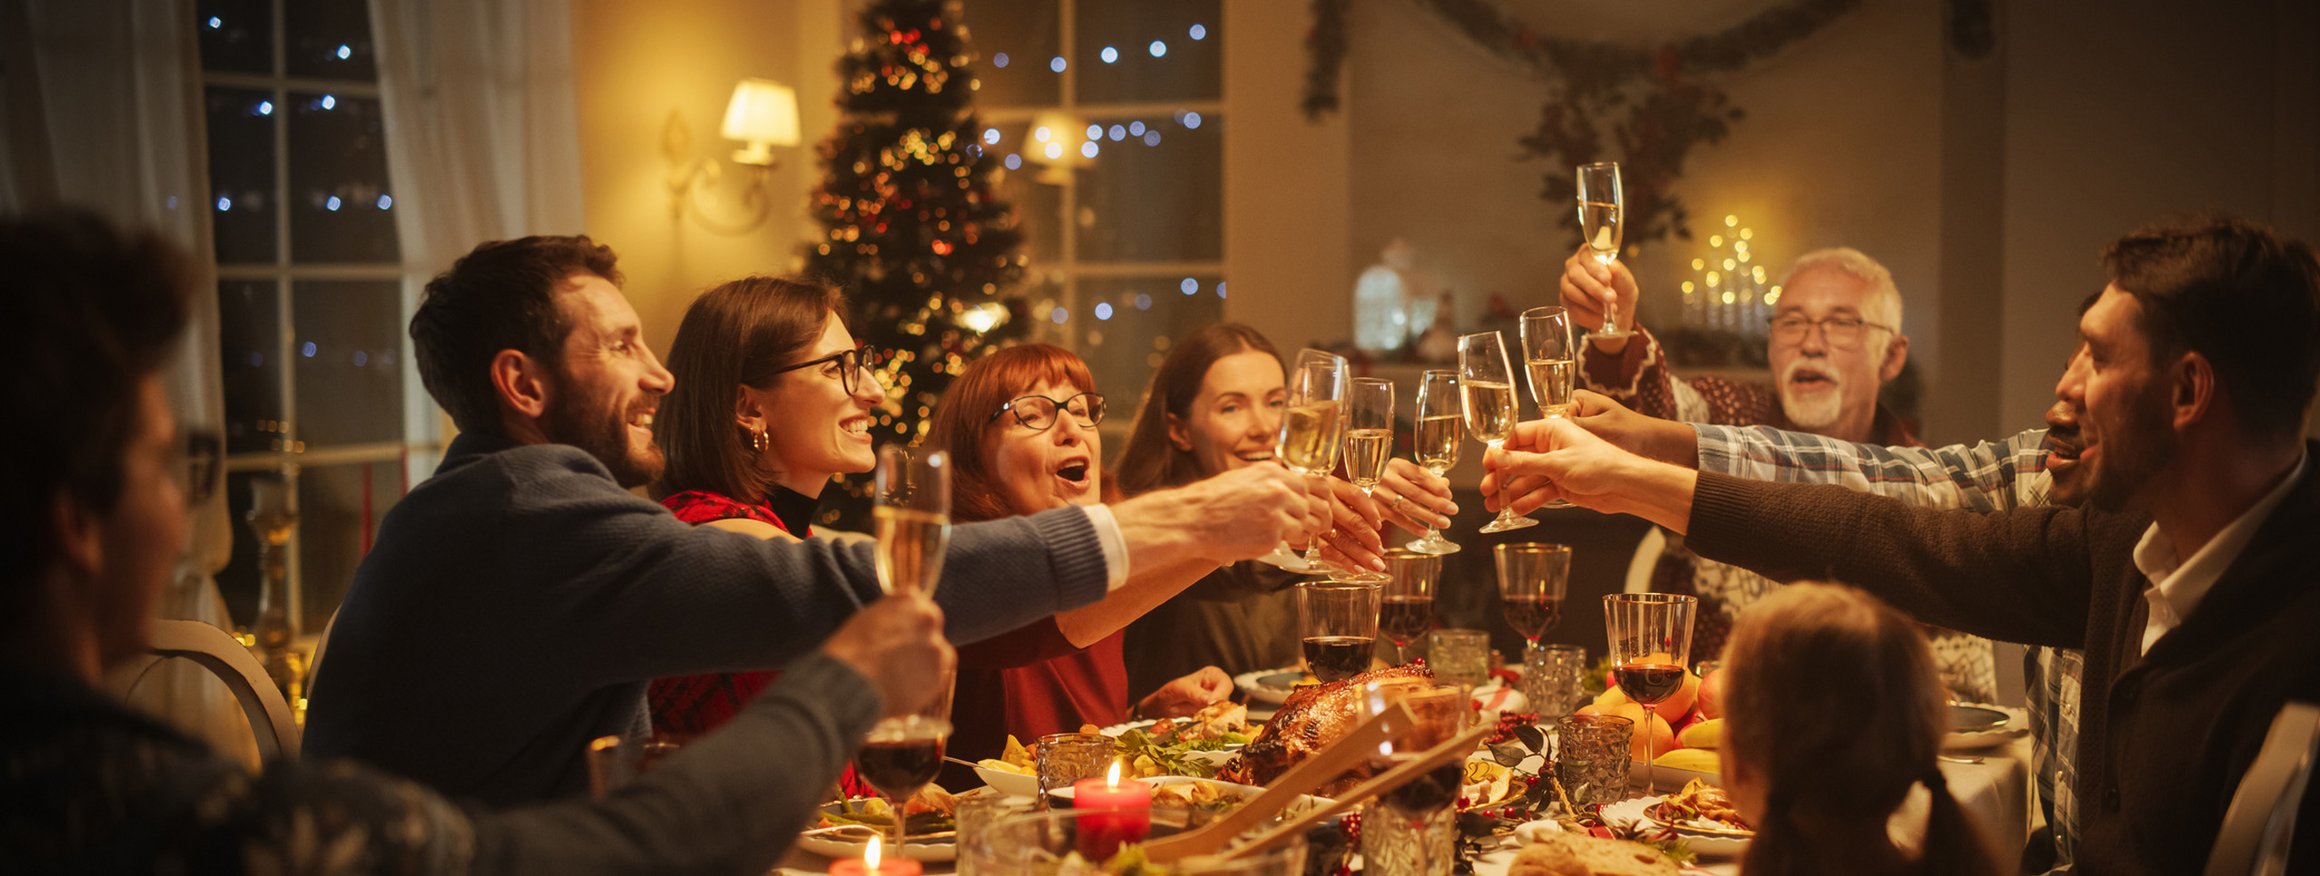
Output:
(206, 86), (278, 264)
(1075, 275), (1225, 410)
(293, 281), (404, 445)
(985, 121), (1063, 267)
(961, 0), (1059, 107)
(285, 0), (380, 79)
(1075, 0), (1220, 104)
(196, 0), (272, 75)
(287, 92), (399, 263)
(297, 461), (401, 633)
(219, 280), (286, 454)
(1076, 112), (1221, 262)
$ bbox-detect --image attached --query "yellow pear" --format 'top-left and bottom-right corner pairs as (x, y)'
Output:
(1677, 717), (1724, 750)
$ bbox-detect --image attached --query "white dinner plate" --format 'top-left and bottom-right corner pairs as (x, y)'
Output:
(1602, 795), (1752, 858)
(795, 798), (957, 862)
(1943, 703), (2029, 752)
(1232, 666), (1306, 705)
(1096, 719), (1246, 771)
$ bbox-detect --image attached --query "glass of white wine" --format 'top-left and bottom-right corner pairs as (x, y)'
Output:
(874, 444), (951, 596)
(1458, 331), (1538, 533)
(1519, 305), (1577, 510)
(1576, 161), (1628, 340)
(1406, 370), (1462, 555)
(1259, 349), (1347, 572)
(1336, 377), (1394, 584)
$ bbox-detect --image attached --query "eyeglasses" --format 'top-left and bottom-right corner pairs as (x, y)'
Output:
(988, 392), (1106, 431)
(761, 344), (879, 396)
(1766, 313), (1897, 349)
(173, 429), (222, 507)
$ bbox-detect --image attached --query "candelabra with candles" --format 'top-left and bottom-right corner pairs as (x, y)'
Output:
(243, 472), (305, 705)
(1681, 214), (1779, 339)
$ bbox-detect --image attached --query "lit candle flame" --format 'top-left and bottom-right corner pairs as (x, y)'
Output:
(1106, 758), (1123, 789)
(865, 835), (881, 869)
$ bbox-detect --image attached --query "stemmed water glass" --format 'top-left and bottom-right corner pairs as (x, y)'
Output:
(1294, 581), (1380, 683)
(1603, 593), (1695, 796)
(1576, 161), (1628, 339)
(1379, 548), (1440, 665)
(1406, 370), (1462, 555)
(1335, 377), (1395, 584)
(1519, 306), (1579, 509)
(1495, 542), (1570, 658)
(1458, 332), (1537, 533)
(1259, 349), (1348, 573)
(861, 445), (957, 853)
(1356, 682), (1469, 876)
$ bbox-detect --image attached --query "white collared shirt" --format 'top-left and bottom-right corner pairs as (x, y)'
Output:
(2132, 450), (2309, 655)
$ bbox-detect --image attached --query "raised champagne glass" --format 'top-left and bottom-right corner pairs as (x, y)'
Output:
(1494, 542), (1570, 659)
(1335, 377), (1395, 584)
(1295, 581), (1380, 683)
(1406, 370), (1463, 555)
(1356, 682), (1469, 876)
(1260, 349), (1349, 573)
(874, 445), (951, 596)
(1577, 162), (1628, 340)
(1458, 331), (1537, 533)
(1603, 593), (1696, 797)
(1519, 306), (1579, 509)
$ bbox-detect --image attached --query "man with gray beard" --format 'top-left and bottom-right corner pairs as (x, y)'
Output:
(1558, 245), (1997, 701)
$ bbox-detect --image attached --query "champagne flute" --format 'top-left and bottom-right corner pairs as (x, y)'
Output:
(1261, 350), (1349, 573)
(1356, 682), (1468, 876)
(1380, 548), (1441, 664)
(1294, 581), (1380, 683)
(1603, 593), (1696, 797)
(1458, 332), (1537, 533)
(1336, 377), (1395, 584)
(874, 445), (952, 596)
(1519, 306), (1578, 509)
(1406, 370), (1463, 555)
(855, 665), (956, 855)
(1494, 542), (1570, 658)
(1576, 162), (1628, 340)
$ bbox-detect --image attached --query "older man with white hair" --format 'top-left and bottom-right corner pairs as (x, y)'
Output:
(1560, 245), (1996, 702)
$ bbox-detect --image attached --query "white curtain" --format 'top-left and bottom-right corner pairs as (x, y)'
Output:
(2, 0), (254, 765)
(369, 0), (587, 467)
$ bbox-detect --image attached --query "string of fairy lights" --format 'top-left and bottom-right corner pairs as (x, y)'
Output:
(1681, 214), (1779, 339)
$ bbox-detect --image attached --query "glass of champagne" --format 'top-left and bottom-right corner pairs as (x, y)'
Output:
(1494, 542), (1570, 658)
(1576, 161), (1628, 339)
(1602, 593), (1695, 796)
(1407, 370), (1462, 555)
(1336, 377), (1395, 584)
(1356, 682), (1469, 876)
(1262, 350), (1348, 573)
(1519, 306), (1578, 509)
(874, 445), (951, 596)
(1380, 548), (1440, 665)
(1458, 332), (1537, 533)
(1294, 581), (1380, 683)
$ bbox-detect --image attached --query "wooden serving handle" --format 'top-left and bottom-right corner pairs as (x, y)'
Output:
(1138, 701), (1417, 864)
(1218, 722), (1494, 861)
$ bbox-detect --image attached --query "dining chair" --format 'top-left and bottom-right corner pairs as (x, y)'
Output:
(116, 619), (303, 761)
(1622, 527), (1666, 594)
(2203, 700), (2319, 876)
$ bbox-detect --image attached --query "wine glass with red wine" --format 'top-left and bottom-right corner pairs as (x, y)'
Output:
(1295, 581), (1381, 683)
(1357, 682), (1469, 876)
(855, 666), (955, 856)
(1602, 593), (1695, 797)
(1496, 542), (1571, 657)
(1379, 549), (1441, 665)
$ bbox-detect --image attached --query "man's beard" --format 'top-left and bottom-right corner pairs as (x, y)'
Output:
(2086, 377), (2175, 511)
(1779, 357), (1846, 431)
(542, 389), (663, 488)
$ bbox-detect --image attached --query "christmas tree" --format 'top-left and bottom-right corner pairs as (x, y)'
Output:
(803, 0), (1027, 527)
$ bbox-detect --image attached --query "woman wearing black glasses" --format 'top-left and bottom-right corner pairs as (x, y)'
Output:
(924, 343), (1247, 788)
(646, 276), (886, 768)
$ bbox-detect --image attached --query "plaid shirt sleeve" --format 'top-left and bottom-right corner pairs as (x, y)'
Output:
(1692, 424), (2053, 512)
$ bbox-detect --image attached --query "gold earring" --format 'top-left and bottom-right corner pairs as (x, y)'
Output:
(750, 426), (768, 453)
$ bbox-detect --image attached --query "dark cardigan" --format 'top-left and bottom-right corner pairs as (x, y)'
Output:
(1686, 443), (2320, 876)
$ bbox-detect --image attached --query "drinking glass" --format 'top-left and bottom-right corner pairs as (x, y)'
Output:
(1457, 331), (1537, 533)
(1379, 548), (1440, 664)
(1519, 306), (1578, 510)
(1032, 732), (1115, 810)
(1336, 377), (1395, 583)
(1576, 161), (1628, 340)
(874, 445), (951, 596)
(1553, 713), (1634, 807)
(1602, 593), (1696, 796)
(1523, 643), (1590, 718)
(953, 791), (1033, 875)
(1406, 370), (1463, 555)
(1425, 629), (1490, 691)
(1259, 349), (1347, 573)
(1355, 682), (1469, 876)
(855, 664), (956, 853)
(1294, 581), (1380, 683)
(1495, 542), (1571, 657)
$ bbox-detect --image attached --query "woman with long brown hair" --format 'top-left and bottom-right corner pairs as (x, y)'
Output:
(1722, 582), (2003, 876)
(1113, 324), (1459, 697)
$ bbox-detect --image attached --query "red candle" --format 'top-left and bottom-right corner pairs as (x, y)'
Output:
(1071, 761), (1153, 861)
(827, 836), (922, 876)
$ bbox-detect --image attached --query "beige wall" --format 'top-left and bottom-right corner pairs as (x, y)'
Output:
(570, 0), (844, 355)
(1220, 0), (1354, 352)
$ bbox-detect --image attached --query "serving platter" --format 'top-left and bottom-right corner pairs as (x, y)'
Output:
(794, 798), (957, 862)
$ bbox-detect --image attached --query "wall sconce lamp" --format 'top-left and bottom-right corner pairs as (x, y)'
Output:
(1024, 109), (1094, 185)
(666, 78), (801, 234)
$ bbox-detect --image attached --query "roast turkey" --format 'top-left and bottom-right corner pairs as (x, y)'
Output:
(1216, 663), (1434, 793)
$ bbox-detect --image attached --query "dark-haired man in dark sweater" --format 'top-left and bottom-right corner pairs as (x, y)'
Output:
(305, 235), (1346, 805)
(1484, 215), (2320, 875)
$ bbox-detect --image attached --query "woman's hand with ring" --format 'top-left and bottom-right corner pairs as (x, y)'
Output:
(1377, 459), (1457, 535)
